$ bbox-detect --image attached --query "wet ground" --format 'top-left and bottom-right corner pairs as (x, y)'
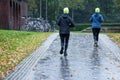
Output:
(25, 34), (120, 80)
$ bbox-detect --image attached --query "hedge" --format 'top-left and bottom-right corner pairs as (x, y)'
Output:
(71, 23), (120, 31)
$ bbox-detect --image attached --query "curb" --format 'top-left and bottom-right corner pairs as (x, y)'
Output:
(4, 33), (58, 80)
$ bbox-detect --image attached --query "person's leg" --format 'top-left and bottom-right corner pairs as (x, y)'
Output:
(60, 34), (65, 54)
(96, 28), (100, 41)
(64, 34), (70, 56)
(92, 28), (98, 47)
(92, 28), (96, 42)
(94, 28), (100, 47)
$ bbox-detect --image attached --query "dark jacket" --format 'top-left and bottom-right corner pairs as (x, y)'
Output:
(57, 14), (74, 34)
(90, 13), (104, 28)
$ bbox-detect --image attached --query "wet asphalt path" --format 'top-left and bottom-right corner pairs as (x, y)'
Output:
(26, 33), (120, 80)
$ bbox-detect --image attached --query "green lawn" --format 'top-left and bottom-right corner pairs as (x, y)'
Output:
(0, 30), (52, 78)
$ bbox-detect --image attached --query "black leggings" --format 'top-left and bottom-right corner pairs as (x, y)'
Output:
(92, 28), (100, 41)
(60, 34), (70, 51)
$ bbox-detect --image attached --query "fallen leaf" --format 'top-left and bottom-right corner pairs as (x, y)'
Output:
(117, 65), (120, 68)
(112, 77), (115, 80)
(105, 68), (109, 71)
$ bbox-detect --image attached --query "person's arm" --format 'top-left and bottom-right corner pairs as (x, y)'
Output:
(98, 14), (104, 23)
(89, 16), (93, 22)
(68, 16), (75, 27)
(56, 17), (61, 26)
(100, 15), (104, 22)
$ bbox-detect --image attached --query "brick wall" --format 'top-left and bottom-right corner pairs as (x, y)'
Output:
(0, 0), (27, 30)
(0, 0), (9, 29)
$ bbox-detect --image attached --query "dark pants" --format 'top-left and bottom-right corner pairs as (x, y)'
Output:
(60, 34), (70, 52)
(92, 28), (100, 42)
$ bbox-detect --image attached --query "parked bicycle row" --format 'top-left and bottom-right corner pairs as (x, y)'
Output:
(20, 17), (51, 32)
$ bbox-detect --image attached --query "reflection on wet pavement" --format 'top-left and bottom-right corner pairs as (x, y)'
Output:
(91, 47), (101, 80)
(60, 57), (72, 80)
(91, 47), (100, 67)
(26, 34), (120, 80)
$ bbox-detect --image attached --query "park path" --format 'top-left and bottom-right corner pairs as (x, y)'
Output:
(5, 33), (120, 80)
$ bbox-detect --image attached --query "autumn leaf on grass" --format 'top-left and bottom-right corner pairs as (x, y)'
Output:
(0, 47), (3, 54)
(112, 77), (115, 80)
(0, 71), (4, 79)
(16, 47), (25, 53)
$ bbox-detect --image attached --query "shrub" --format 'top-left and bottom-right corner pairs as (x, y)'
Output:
(71, 23), (120, 31)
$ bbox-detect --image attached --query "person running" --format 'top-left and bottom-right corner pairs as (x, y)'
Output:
(90, 7), (104, 47)
(57, 7), (75, 56)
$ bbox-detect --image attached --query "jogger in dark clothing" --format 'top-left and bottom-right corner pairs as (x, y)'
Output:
(90, 8), (104, 47)
(57, 7), (75, 56)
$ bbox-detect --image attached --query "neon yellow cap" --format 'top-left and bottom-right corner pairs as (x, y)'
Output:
(63, 7), (69, 14)
(95, 8), (100, 13)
